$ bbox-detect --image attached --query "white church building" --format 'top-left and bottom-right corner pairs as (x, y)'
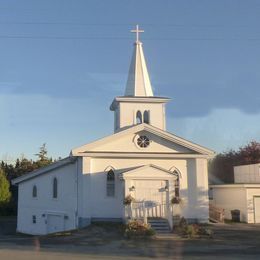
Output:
(13, 26), (214, 235)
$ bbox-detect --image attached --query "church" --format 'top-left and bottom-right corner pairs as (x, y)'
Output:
(13, 26), (214, 235)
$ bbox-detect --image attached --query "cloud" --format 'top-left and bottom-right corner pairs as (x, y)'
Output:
(0, 81), (21, 94)
(159, 71), (260, 118)
(0, 73), (126, 100)
(169, 108), (260, 153)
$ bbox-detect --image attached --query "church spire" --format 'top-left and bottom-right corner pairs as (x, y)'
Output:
(124, 25), (154, 97)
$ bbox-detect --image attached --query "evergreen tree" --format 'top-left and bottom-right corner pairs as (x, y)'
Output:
(0, 168), (11, 204)
(35, 143), (48, 161)
(35, 143), (52, 168)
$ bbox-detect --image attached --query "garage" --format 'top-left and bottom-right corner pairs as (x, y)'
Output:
(210, 184), (260, 223)
(254, 197), (260, 223)
(47, 214), (65, 234)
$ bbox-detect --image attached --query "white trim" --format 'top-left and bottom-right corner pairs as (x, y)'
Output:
(12, 157), (76, 185)
(210, 184), (260, 188)
(71, 123), (215, 156)
(119, 164), (177, 180)
(110, 97), (170, 111)
(74, 152), (212, 159)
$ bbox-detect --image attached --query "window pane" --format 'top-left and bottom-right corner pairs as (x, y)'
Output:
(32, 185), (37, 198)
(106, 170), (115, 197)
(107, 182), (115, 197)
(136, 111), (142, 124)
(143, 110), (149, 124)
(53, 178), (58, 198)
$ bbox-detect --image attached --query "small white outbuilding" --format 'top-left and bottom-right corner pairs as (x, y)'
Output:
(210, 163), (260, 223)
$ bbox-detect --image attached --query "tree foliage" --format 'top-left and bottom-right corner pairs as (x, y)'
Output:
(0, 143), (54, 215)
(0, 168), (11, 204)
(209, 141), (260, 184)
(35, 143), (53, 168)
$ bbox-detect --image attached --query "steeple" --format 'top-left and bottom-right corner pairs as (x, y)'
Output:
(124, 25), (154, 97)
(110, 25), (170, 132)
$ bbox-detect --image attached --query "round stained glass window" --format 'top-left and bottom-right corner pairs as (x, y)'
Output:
(137, 135), (150, 148)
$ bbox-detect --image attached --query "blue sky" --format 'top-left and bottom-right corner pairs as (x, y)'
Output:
(1, 0), (260, 162)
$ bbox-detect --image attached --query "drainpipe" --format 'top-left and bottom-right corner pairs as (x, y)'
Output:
(76, 157), (79, 229)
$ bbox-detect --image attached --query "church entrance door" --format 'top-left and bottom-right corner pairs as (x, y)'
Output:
(133, 180), (168, 218)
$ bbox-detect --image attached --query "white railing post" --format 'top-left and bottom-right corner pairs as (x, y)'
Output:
(167, 203), (173, 230)
(130, 203), (133, 219)
(143, 201), (147, 224)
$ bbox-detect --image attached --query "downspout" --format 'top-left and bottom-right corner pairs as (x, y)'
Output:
(76, 157), (79, 229)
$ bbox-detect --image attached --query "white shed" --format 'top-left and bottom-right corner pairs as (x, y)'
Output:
(210, 184), (260, 223)
(210, 163), (260, 223)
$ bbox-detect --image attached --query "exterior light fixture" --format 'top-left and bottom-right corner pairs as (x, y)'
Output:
(130, 186), (135, 191)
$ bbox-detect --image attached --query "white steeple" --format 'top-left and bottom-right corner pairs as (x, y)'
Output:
(124, 25), (154, 97)
(110, 25), (170, 132)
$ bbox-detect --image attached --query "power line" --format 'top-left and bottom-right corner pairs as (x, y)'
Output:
(0, 35), (260, 41)
(0, 22), (259, 29)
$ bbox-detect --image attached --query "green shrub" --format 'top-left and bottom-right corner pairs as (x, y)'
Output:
(174, 217), (213, 238)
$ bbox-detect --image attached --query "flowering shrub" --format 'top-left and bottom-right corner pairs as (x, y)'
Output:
(174, 217), (213, 238)
(124, 220), (155, 238)
(171, 196), (182, 205)
(123, 195), (135, 205)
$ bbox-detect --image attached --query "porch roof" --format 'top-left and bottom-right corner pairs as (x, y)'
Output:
(119, 164), (177, 180)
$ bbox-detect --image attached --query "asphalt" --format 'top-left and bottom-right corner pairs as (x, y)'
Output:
(1, 219), (260, 259)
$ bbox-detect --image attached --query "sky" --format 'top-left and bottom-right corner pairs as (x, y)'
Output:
(1, 0), (260, 163)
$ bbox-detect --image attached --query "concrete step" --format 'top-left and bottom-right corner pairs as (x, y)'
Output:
(148, 218), (171, 234)
(155, 230), (172, 234)
(149, 223), (169, 227)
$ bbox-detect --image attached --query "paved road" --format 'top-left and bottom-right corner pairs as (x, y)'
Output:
(1, 223), (260, 259)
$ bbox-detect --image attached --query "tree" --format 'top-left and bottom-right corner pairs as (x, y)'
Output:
(0, 168), (11, 204)
(0, 144), (56, 215)
(237, 141), (260, 165)
(35, 143), (48, 161)
(209, 141), (260, 184)
(35, 143), (52, 168)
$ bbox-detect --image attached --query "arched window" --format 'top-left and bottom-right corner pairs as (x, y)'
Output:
(32, 185), (37, 198)
(143, 110), (150, 124)
(136, 111), (142, 124)
(106, 170), (115, 197)
(53, 178), (58, 198)
(173, 170), (180, 197)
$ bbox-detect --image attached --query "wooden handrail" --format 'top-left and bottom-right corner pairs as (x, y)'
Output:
(209, 203), (225, 223)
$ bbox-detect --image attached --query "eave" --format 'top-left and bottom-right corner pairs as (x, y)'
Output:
(110, 96), (171, 111)
(12, 156), (77, 185)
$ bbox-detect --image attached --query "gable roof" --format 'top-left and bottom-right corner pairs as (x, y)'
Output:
(12, 156), (76, 185)
(71, 123), (215, 157)
(119, 164), (177, 180)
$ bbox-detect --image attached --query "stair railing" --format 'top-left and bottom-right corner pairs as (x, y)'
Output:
(209, 203), (225, 223)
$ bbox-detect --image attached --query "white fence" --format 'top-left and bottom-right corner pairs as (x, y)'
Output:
(125, 201), (173, 229)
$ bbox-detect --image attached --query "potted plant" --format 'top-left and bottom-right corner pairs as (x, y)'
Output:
(123, 194), (135, 205)
(171, 196), (182, 205)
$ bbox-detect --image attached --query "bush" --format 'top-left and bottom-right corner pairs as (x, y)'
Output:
(171, 196), (182, 205)
(124, 220), (155, 238)
(0, 201), (17, 216)
(174, 217), (213, 238)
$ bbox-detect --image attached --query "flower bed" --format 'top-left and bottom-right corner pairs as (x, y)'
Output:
(124, 220), (155, 238)
(173, 217), (213, 239)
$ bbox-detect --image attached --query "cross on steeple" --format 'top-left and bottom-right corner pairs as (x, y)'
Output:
(131, 24), (144, 43)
